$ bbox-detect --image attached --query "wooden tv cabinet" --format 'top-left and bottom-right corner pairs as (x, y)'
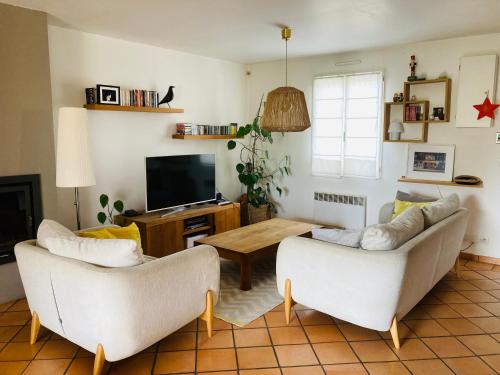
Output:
(115, 203), (240, 258)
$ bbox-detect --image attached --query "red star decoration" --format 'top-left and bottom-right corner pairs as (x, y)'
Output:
(473, 97), (500, 120)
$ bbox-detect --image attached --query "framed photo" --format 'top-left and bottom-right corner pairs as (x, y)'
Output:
(405, 144), (455, 181)
(96, 84), (120, 105)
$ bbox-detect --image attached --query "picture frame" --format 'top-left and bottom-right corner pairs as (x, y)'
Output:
(96, 84), (120, 105)
(405, 144), (455, 181)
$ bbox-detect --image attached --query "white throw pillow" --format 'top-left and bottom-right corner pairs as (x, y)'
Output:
(361, 206), (424, 251)
(312, 228), (363, 248)
(37, 219), (76, 249)
(46, 236), (143, 268)
(421, 194), (460, 227)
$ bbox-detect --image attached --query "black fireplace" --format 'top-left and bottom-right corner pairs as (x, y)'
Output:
(0, 174), (43, 264)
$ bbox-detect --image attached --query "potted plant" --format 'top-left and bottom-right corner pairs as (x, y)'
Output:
(227, 100), (291, 224)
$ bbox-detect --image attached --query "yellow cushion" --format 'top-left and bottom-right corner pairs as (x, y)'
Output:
(79, 223), (142, 252)
(392, 199), (431, 220)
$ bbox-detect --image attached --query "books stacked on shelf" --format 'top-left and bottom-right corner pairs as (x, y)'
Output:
(176, 123), (238, 136)
(84, 86), (159, 108)
(405, 104), (423, 121)
(120, 90), (159, 108)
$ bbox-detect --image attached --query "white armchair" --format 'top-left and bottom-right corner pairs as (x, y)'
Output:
(276, 207), (468, 349)
(15, 240), (220, 375)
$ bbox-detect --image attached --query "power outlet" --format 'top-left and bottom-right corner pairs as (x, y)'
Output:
(464, 234), (488, 243)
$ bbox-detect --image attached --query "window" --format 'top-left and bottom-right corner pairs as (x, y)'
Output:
(312, 72), (383, 178)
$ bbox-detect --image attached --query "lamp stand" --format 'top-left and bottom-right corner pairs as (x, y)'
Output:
(74, 187), (81, 230)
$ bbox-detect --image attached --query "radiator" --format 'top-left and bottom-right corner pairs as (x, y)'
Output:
(313, 192), (367, 230)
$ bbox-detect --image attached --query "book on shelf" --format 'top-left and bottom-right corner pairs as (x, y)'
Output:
(176, 123), (238, 136)
(85, 88), (97, 104)
(84, 86), (160, 108)
(405, 104), (423, 121)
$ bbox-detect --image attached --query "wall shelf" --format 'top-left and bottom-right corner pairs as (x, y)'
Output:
(84, 104), (184, 113)
(398, 177), (483, 188)
(383, 102), (428, 143)
(172, 134), (237, 140)
(404, 78), (451, 122)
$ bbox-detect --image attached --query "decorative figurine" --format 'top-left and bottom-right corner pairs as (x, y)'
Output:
(399, 93), (404, 102)
(159, 86), (175, 108)
(408, 55), (417, 81)
(393, 92), (399, 103)
(411, 95), (417, 101)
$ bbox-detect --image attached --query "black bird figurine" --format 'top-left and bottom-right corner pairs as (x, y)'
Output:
(159, 86), (175, 108)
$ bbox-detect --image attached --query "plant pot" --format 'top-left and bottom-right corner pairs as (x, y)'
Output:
(239, 194), (272, 225)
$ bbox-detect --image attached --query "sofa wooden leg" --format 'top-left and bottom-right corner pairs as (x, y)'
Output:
(200, 290), (214, 338)
(455, 256), (461, 278)
(30, 311), (40, 345)
(93, 343), (105, 375)
(390, 316), (400, 349)
(284, 278), (293, 325)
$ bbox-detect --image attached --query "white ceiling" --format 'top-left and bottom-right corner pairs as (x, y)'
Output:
(3, 0), (500, 64)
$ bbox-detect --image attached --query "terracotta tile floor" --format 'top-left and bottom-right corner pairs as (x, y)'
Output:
(1, 260), (500, 374)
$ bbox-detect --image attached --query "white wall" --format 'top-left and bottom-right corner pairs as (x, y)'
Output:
(248, 33), (500, 258)
(48, 26), (246, 229)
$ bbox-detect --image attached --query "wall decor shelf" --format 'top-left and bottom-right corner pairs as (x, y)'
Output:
(398, 177), (483, 188)
(84, 104), (184, 113)
(404, 78), (451, 122)
(172, 134), (237, 140)
(383, 102), (428, 143)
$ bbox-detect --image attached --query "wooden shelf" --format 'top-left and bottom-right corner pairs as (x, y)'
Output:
(183, 225), (211, 236)
(384, 139), (426, 143)
(172, 134), (237, 140)
(405, 78), (450, 85)
(398, 177), (483, 188)
(383, 102), (428, 143)
(84, 104), (184, 113)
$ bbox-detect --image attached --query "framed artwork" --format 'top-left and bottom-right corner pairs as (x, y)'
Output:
(97, 84), (120, 105)
(406, 144), (455, 181)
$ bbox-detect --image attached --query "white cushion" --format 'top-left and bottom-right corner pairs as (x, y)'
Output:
(37, 219), (76, 249)
(361, 206), (424, 250)
(45, 236), (143, 268)
(422, 194), (459, 227)
(312, 228), (363, 248)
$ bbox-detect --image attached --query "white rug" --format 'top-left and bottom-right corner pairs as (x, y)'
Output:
(214, 258), (283, 327)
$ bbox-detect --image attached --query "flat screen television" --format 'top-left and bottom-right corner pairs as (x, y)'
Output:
(145, 154), (216, 212)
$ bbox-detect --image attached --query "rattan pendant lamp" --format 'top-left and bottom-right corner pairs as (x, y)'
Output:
(261, 27), (310, 132)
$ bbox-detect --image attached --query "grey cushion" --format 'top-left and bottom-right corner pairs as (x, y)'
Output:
(312, 228), (363, 248)
(396, 190), (437, 203)
(422, 194), (460, 228)
(361, 206), (424, 250)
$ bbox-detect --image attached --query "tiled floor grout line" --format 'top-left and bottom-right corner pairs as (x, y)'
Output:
(150, 340), (160, 374)
(230, 320), (240, 374)
(194, 318), (200, 374)
(294, 309), (327, 374)
(262, 311), (284, 375)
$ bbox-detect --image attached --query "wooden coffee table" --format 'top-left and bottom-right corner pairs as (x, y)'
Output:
(194, 218), (320, 290)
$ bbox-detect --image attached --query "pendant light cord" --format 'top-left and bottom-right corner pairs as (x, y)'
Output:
(285, 38), (288, 87)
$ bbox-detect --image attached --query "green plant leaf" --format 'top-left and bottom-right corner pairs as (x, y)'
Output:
(236, 127), (246, 138)
(252, 116), (259, 127)
(261, 128), (270, 137)
(97, 212), (106, 224)
(99, 194), (109, 208)
(252, 122), (261, 135)
(265, 150), (269, 159)
(276, 186), (283, 196)
(268, 135), (273, 144)
(236, 163), (245, 173)
(244, 124), (252, 135)
(114, 200), (124, 212)
(227, 140), (236, 150)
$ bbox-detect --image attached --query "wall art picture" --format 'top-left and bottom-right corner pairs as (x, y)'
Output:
(406, 144), (455, 181)
(97, 84), (120, 105)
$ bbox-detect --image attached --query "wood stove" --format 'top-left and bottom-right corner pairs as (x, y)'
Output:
(0, 174), (42, 264)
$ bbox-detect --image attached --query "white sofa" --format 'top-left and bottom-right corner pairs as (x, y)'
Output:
(15, 240), (220, 375)
(276, 205), (468, 348)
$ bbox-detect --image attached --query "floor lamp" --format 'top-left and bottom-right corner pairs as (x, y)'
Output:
(56, 107), (96, 230)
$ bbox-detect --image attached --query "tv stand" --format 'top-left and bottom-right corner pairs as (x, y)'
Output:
(115, 203), (240, 258)
(160, 206), (189, 217)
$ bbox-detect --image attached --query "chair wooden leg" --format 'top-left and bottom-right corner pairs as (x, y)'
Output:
(30, 311), (40, 345)
(93, 343), (105, 375)
(390, 316), (400, 349)
(455, 256), (461, 278)
(284, 278), (293, 325)
(200, 290), (214, 338)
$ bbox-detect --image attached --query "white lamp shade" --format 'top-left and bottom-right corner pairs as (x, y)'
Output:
(388, 121), (404, 133)
(56, 107), (96, 187)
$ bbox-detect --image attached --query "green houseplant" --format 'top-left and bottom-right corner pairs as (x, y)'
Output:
(227, 100), (291, 223)
(97, 194), (124, 224)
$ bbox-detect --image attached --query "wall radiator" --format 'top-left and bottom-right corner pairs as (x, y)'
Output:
(313, 192), (367, 230)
